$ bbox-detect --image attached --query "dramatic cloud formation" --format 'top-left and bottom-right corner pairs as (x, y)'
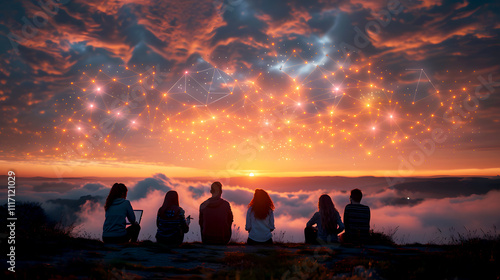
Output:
(0, 0), (499, 177)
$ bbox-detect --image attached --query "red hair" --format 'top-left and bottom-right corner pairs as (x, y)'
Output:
(248, 189), (275, 220)
(319, 194), (338, 234)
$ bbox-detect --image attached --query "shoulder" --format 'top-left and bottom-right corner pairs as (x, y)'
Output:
(200, 199), (209, 209)
(221, 198), (232, 208)
(201, 198), (209, 205)
(355, 203), (370, 210)
(345, 204), (359, 211)
(312, 211), (320, 218)
(178, 207), (185, 215)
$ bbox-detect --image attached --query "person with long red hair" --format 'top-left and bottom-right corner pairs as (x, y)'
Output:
(245, 189), (275, 245)
(306, 194), (344, 243)
(156, 190), (190, 246)
(102, 183), (141, 244)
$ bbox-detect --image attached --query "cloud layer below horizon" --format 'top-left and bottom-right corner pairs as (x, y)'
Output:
(4, 173), (500, 244)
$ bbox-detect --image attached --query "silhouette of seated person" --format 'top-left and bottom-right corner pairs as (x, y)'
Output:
(199, 181), (233, 245)
(306, 194), (344, 244)
(102, 183), (141, 244)
(341, 188), (371, 245)
(245, 189), (275, 245)
(156, 190), (189, 246)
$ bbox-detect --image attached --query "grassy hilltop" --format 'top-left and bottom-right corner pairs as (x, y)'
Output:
(1, 202), (499, 280)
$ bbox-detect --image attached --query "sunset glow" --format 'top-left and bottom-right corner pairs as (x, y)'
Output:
(0, 0), (498, 179)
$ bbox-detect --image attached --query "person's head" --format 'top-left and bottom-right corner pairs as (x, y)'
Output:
(162, 190), (179, 208)
(350, 188), (363, 203)
(158, 190), (180, 216)
(248, 189), (275, 220)
(105, 183), (128, 211)
(318, 194), (338, 233)
(210, 181), (223, 198)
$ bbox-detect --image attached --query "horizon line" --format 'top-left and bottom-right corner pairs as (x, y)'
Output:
(2, 160), (499, 178)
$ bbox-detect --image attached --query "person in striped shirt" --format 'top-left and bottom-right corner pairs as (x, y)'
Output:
(342, 188), (370, 245)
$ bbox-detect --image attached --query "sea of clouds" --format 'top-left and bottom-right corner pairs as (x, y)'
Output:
(6, 174), (500, 244)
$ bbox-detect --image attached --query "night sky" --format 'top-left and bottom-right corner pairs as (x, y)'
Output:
(1, 0), (499, 177)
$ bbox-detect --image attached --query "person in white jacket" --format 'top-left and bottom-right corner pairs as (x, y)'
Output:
(102, 183), (141, 243)
(245, 189), (275, 245)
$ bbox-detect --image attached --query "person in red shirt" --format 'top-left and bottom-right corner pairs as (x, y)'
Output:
(199, 181), (234, 245)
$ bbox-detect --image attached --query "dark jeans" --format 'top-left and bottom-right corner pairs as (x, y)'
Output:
(103, 223), (141, 244)
(304, 227), (319, 244)
(247, 237), (273, 245)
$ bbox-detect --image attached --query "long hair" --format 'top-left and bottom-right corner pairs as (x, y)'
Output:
(318, 194), (338, 234)
(248, 189), (275, 220)
(104, 183), (127, 211)
(158, 190), (180, 217)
